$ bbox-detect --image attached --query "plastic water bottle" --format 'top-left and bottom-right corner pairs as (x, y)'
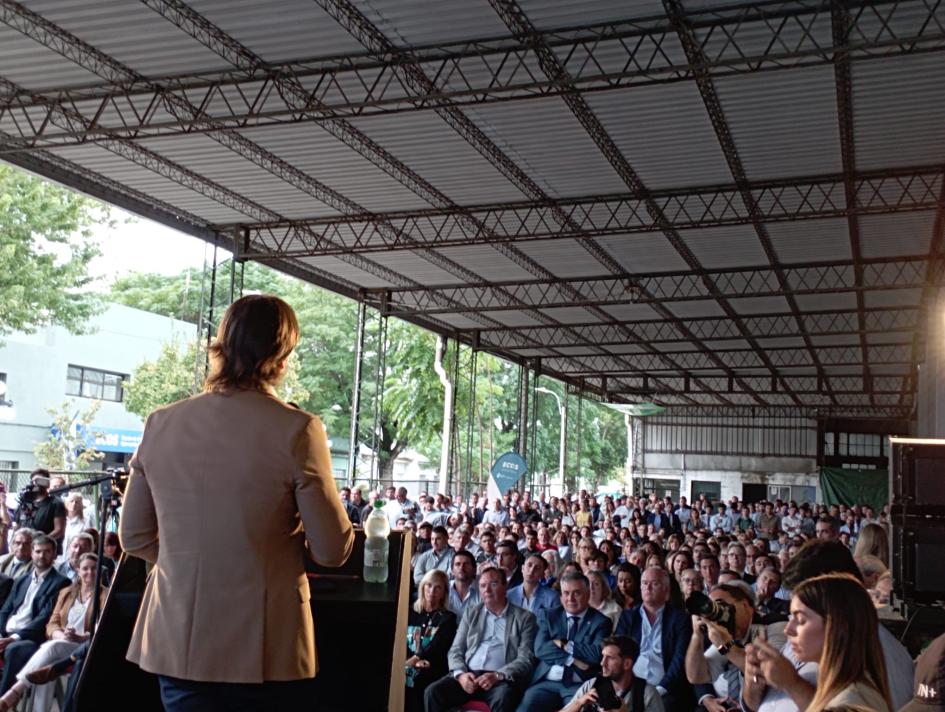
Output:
(363, 500), (391, 583)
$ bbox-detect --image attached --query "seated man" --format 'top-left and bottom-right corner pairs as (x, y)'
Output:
(0, 535), (70, 693)
(507, 554), (560, 616)
(425, 567), (536, 712)
(55, 534), (94, 582)
(448, 550), (480, 617)
(0, 529), (34, 580)
(496, 541), (523, 589)
(561, 635), (665, 712)
(616, 567), (692, 712)
(514, 572), (611, 712)
(413, 526), (454, 586)
(753, 567), (789, 624)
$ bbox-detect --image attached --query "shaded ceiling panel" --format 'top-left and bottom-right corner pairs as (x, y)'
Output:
(437, 312), (496, 330)
(796, 292), (858, 311)
(858, 211), (936, 259)
(810, 334), (861, 346)
(604, 344), (648, 355)
(464, 98), (628, 198)
(0, 22), (102, 90)
(855, 52), (945, 171)
(678, 224), (769, 268)
(189, 0), (371, 60)
(476, 309), (547, 327)
(538, 306), (601, 324)
(666, 300), (727, 318)
(728, 296), (791, 315)
(137, 134), (338, 219)
(715, 65), (842, 180)
(864, 289), (923, 308)
(298, 255), (397, 288)
(239, 124), (434, 214)
(755, 336), (806, 348)
(585, 82), (733, 189)
(518, 0), (666, 27)
(49, 144), (249, 224)
(435, 244), (538, 281)
(766, 219), (853, 264)
(595, 233), (694, 273)
(600, 303), (662, 321)
(516, 239), (621, 278)
(350, 0), (510, 45)
(364, 251), (463, 284)
(349, 112), (526, 204)
(28, 0), (232, 78)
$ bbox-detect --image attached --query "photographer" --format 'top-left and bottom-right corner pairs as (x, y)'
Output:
(685, 583), (759, 712)
(18, 471), (65, 552)
(560, 635), (664, 712)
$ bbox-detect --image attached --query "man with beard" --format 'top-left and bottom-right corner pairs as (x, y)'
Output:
(448, 550), (480, 617)
(561, 636), (665, 712)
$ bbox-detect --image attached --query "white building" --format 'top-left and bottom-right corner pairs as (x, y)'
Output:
(0, 303), (197, 472)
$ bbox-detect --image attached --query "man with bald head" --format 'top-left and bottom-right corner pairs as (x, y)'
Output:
(615, 567), (693, 712)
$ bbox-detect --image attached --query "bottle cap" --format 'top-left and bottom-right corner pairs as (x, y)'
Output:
(374, 500), (385, 509)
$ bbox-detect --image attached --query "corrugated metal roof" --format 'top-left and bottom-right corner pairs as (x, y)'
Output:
(716, 65), (842, 180)
(585, 82), (733, 190)
(28, 0), (232, 78)
(678, 224), (770, 269)
(463, 97), (628, 198)
(858, 211), (936, 258)
(0, 0), (935, 416)
(766, 219), (853, 264)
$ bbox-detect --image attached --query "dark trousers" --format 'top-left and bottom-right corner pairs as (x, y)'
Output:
(0, 640), (38, 694)
(424, 672), (521, 712)
(158, 675), (317, 712)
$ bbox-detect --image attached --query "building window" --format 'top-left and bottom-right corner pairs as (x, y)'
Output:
(66, 365), (126, 402)
(0, 461), (17, 471)
(838, 432), (881, 458)
(823, 431), (835, 457)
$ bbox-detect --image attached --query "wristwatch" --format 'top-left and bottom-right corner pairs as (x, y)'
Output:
(495, 671), (506, 681)
(716, 640), (734, 655)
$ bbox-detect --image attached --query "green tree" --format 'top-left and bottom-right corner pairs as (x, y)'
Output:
(0, 165), (109, 337)
(33, 399), (105, 471)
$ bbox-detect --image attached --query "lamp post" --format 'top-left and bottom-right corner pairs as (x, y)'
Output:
(535, 387), (566, 493)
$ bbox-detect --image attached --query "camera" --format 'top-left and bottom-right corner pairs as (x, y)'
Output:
(17, 483), (41, 504)
(685, 590), (737, 635)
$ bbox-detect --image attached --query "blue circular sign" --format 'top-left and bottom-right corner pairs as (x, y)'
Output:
(490, 451), (528, 493)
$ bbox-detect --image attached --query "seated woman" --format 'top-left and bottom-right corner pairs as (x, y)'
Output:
(0, 553), (105, 711)
(748, 572), (892, 712)
(587, 570), (621, 633)
(614, 562), (641, 611)
(404, 569), (457, 712)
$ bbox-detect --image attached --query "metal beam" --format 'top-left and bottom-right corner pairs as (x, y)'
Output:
(229, 166), (943, 256)
(0, 0), (942, 147)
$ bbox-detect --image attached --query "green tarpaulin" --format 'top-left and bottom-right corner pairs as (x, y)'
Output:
(819, 466), (889, 512)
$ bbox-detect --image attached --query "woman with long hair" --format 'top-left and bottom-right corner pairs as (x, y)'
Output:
(119, 295), (354, 710)
(0, 553), (106, 710)
(586, 570), (621, 632)
(853, 523), (889, 568)
(614, 562), (641, 610)
(750, 573), (892, 712)
(405, 569), (457, 712)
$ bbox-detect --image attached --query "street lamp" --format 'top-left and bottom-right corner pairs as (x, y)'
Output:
(535, 387), (565, 489)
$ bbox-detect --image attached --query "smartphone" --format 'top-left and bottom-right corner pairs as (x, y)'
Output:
(593, 677), (622, 710)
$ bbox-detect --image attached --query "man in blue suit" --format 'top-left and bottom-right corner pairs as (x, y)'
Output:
(514, 572), (611, 712)
(0, 534), (70, 693)
(507, 554), (560, 616)
(615, 567), (692, 712)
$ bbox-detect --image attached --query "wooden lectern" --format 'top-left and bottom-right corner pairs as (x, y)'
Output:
(75, 529), (413, 711)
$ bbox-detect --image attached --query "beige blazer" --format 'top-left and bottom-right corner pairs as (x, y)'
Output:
(118, 389), (354, 683)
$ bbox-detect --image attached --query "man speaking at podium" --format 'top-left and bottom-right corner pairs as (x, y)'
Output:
(119, 295), (355, 711)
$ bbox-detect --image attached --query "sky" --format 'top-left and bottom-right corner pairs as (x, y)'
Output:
(86, 207), (230, 287)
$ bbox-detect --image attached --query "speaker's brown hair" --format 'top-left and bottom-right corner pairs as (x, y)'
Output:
(204, 295), (299, 393)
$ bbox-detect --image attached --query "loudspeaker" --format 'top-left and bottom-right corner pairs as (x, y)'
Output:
(890, 437), (945, 603)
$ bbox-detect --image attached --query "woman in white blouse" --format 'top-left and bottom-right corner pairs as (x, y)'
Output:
(61, 493), (93, 558)
(0, 552), (105, 710)
(587, 570), (621, 633)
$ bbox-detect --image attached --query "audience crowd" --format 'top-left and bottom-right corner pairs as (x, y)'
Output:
(343, 484), (925, 712)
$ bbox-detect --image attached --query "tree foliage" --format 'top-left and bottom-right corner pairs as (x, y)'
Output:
(0, 165), (109, 337)
(33, 399), (105, 471)
(108, 261), (628, 491)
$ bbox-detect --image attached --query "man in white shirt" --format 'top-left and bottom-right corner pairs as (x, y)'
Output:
(709, 504), (734, 534)
(0, 535), (70, 693)
(413, 526), (455, 585)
